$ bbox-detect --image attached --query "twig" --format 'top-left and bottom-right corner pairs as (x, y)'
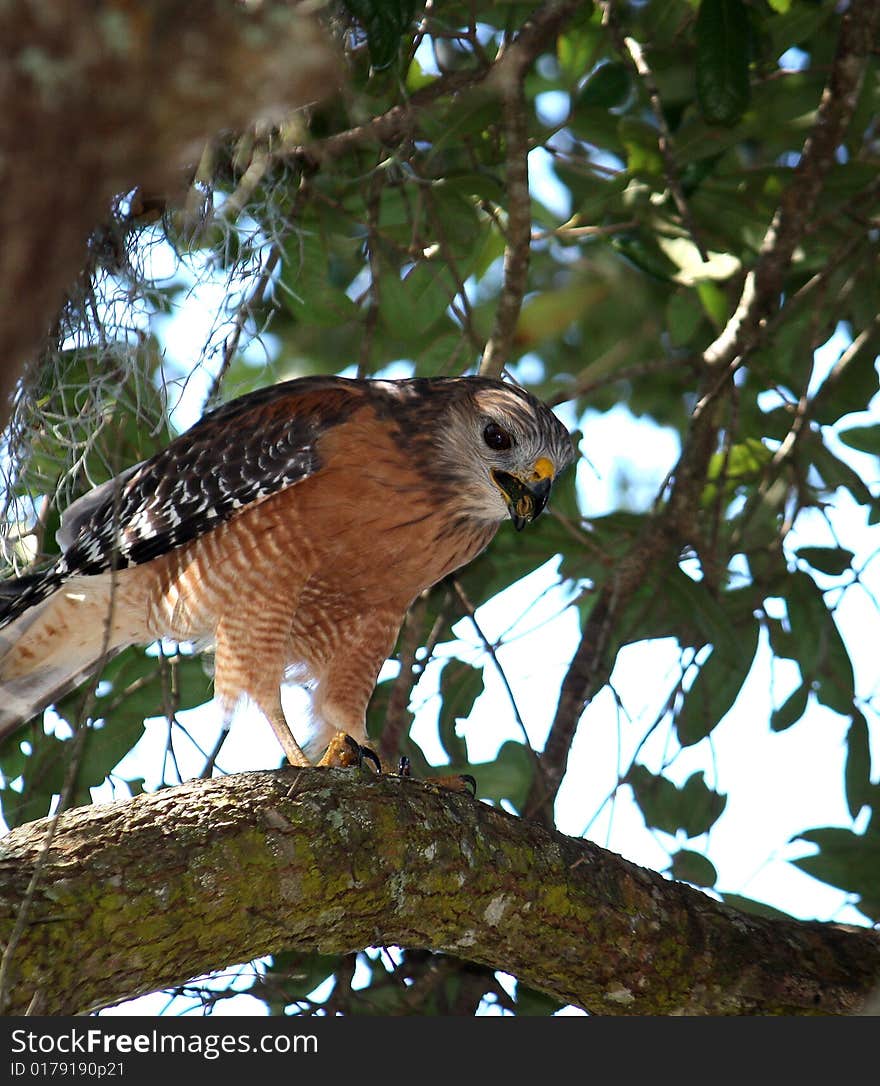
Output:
(547, 350), (690, 407)
(531, 218), (637, 241)
(479, 64), (532, 376)
(358, 175), (384, 378)
(206, 246), (280, 409)
(603, 3), (709, 261)
(451, 579), (536, 757)
(378, 594), (428, 763)
(0, 465), (129, 1011)
(477, 1), (585, 374)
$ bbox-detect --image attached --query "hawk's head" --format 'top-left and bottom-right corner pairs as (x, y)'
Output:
(390, 377), (576, 530)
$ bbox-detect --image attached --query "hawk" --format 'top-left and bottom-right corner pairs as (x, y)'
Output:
(0, 375), (574, 767)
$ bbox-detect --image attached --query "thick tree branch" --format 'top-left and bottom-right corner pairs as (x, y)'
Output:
(0, 0), (339, 432)
(0, 769), (877, 1016)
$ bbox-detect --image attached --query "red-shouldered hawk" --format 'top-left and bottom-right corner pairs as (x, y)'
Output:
(0, 376), (574, 767)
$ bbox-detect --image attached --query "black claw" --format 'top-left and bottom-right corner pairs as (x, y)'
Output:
(459, 774), (477, 797)
(398, 755), (411, 777)
(359, 744), (381, 773)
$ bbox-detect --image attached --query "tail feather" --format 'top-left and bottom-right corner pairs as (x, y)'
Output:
(0, 654), (124, 741)
(0, 565), (67, 627)
(0, 572), (146, 744)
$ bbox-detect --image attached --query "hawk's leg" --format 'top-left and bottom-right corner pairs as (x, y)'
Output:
(265, 700), (313, 767)
(213, 614), (312, 766)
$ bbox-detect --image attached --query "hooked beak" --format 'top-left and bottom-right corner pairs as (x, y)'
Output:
(491, 465), (554, 531)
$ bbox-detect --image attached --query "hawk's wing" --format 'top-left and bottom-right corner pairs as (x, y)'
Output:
(1, 377), (363, 627)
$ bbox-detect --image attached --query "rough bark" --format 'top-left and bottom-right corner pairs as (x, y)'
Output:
(0, 768), (877, 1016)
(0, 0), (339, 430)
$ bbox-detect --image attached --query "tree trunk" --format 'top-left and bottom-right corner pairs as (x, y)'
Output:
(0, 768), (877, 1015)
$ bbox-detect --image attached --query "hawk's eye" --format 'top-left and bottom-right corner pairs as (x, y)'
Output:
(483, 422), (512, 451)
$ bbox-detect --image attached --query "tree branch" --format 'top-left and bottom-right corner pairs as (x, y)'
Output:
(602, 2), (709, 262)
(479, 58), (532, 376)
(701, 0), (880, 374)
(0, 0), (340, 432)
(0, 769), (877, 1016)
(529, 0), (880, 819)
(479, 0), (585, 375)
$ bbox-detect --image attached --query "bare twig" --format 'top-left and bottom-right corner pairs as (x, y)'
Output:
(378, 594), (428, 763)
(451, 579), (535, 757)
(479, 68), (532, 376)
(206, 247), (280, 409)
(478, 0), (584, 374)
(547, 349), (690, 407)
(0, 466), (130, 1012)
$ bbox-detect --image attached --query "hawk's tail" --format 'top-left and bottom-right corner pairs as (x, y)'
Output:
(0, 572), (131, 744)
(0, 565), (66, 628)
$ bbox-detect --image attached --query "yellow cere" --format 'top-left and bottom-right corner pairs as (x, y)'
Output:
(531, 457), (555, 481)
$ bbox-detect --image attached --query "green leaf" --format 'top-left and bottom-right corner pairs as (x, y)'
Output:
(516, 983), (564, 1016)
(437, 660), (484, 765)
(340, 0), (417, 70)
(795, 546), (854, 577)
(379, 261), (456, 337)
(626, 766), (727, 837)
(675, 617), (759, 746)
(670, 848), (717, 888)
(792, 827), (880, 920)
(696, 0), (751, 126)
(809, 435), (876, 508)
(279, 228), (360, 328)
(770, 681), (810, 733)
(703, 437), (772, 506)
(720, 893), (793, 920)
(811, 327), (880, 425)
(611, 232), (680, 281)
(578, 62), (631, 109)
(76, 719), (146, 792)
(556, 29), (595, 86)
(838, 424), (880, 456)
(1, 732), (68, 829)
(451, 740), (534, 812)
(0, 734), (28, 783)
(844, 711), (872, 820)
(666, 290), (705, 347)
(254, 950), (341, 1012)
(784, 571), (855, 715)
(696, 280), (729, 329)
